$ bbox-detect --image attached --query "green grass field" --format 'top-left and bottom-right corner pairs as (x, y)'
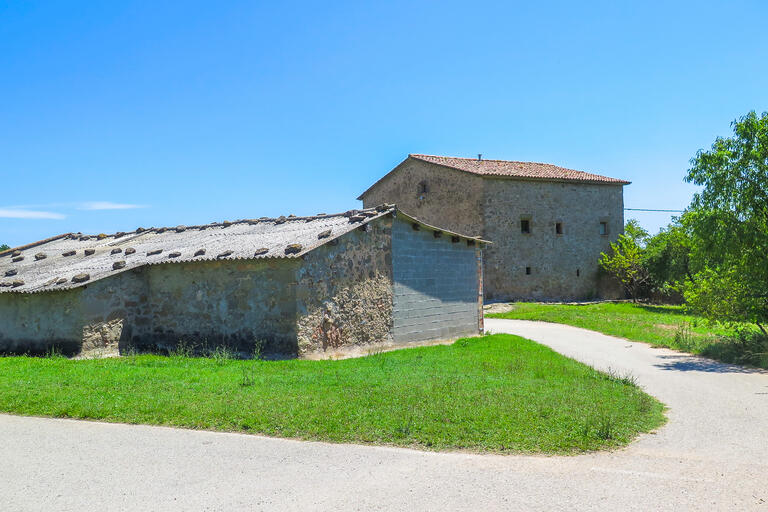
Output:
(0, 334), (664, 454)
(488, 302), (768, 368)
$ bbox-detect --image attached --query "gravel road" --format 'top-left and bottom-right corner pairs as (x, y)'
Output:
(2, 318), (767, 511)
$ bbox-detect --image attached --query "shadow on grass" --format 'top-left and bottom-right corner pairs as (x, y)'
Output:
(652, 354), (768, 374)
(634, 304), (690, 316)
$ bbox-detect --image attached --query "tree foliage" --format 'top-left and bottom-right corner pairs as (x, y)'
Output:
(683, 111), (768, 333)
(599, 221), (651, 301)
(643, 215), (696, 292)
(0, 244), (9, 252)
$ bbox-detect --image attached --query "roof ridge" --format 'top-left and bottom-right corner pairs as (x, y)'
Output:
(67, 207), (391, 239)
(0, 206), (396, 254)
(405, 154), (629, 185)
(411, 154), (596, 173)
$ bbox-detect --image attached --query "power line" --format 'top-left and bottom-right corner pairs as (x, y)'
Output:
(624, 208), (684, 213)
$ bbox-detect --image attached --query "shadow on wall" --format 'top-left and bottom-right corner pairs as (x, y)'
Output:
(0, 325), (298, 360)
(128, 331), (297, 359)
(0, 337), (82, 357)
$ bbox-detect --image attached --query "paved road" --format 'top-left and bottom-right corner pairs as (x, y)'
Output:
(2, 319), (767, 511)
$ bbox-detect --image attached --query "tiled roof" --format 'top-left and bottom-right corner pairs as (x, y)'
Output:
(358, 154), (629, 199)
(0, 205), (486, 295)
(409, 154), (630, 184)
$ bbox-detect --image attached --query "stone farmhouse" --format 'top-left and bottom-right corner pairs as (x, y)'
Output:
(0, 206), (486, 358)
(359, 154), (630, 301)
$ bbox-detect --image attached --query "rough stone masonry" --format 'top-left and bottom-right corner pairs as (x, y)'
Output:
(359, 154), (629, 301)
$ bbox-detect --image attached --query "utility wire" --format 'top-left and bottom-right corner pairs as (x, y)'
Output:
(624, 208), (684, 212)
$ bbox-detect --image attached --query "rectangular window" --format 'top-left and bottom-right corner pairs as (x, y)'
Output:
(521, 219), (531, 234)
(555, 222), (563, 235)
(599, 221), (608, 236)
(525, 266), (531, 275)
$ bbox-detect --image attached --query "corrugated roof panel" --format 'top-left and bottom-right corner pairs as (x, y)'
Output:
(0, 207), (393, 294)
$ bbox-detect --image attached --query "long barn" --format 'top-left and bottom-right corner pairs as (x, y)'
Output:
(0, 205), (486, 358)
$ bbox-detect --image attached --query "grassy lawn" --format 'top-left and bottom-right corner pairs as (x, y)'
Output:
(488, 302), (768, 368)
(0, 334), (664, 454)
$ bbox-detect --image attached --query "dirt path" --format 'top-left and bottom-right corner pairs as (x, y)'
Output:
(2, 319), (767, 511)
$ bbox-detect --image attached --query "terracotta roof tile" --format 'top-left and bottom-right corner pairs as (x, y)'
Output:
(410, 154), (630, 184)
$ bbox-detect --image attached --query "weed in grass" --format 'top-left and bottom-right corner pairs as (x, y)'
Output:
(595, 415), (614, 440)
(240, 365), (256, 387)
(396, 416), (415, 438)
(580, 419), (592, 439)
(365, 345), (385, 357)
(210, 346), (236, 365)
(45, 346), (65, 359)
(604, 367), (638, 387)
(508, 357), (524, 374)
(637, 392), (654, 413)
(581, 414), (615, 440)
(673, 322), (694, 351)
(251, 339), (265, 360)
(170, 340), (194, 358)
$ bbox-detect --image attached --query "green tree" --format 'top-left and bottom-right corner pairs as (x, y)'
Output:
(599, 219), (651, 301)
(623, 219), (649, 246)
(643, 215), (696, 291)
(683, 111), (768, 334)
(0, 244), (9, 252)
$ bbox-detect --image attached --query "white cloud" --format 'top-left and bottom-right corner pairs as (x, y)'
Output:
(77, 201), (147, 211)
(0, 209), (66, 220)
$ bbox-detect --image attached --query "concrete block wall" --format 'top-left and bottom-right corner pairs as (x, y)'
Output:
(391, 217), (480, 343)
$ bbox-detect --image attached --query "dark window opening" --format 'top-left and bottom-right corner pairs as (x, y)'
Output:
(417, 181), (428, 201)
(412, 223), (420, 231)
(521, 219), (531, 234)
(576, 268), (580, 277)
(555, 222), (563, 235)
(525, 266), (531, 275)
(433, 230), (442, 238)
(451, 236), (460, 243)
(599, 222), (608, 235)
(467, 240), (476, 247)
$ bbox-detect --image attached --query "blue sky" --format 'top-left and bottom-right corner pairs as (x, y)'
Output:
(2, 1), (766, 247)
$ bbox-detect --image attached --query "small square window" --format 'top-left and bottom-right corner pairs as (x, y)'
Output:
(521, 219), (531, 234)
(525, 266), (531, 275)
(555, 222), (563, 235)
(599, 222), (608, 236)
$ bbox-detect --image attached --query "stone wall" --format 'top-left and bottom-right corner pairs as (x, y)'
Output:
(0, 269), (148, 356)
(295, 216), (394, 355)
(361, 159), (485, 237)
(482, 178), (624, 301)
(0, 289), (84, 355)
(391, 215), (481, 343)
(136, 260), (300, 356)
